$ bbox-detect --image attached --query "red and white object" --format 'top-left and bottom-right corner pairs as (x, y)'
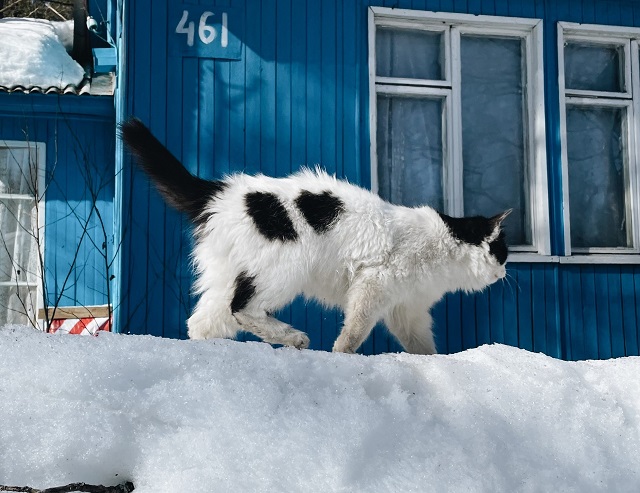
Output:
(40, 306), (112, 336)
(48, 317), (111, 336)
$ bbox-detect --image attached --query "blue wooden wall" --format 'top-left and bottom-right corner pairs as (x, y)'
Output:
(118, 0), (640, 360)
(0, 95), (116, 313)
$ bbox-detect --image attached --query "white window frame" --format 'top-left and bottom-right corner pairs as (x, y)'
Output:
(0, 140), (46, 327)
(558, 22), (640, 260)
(369, 7), (551, 259)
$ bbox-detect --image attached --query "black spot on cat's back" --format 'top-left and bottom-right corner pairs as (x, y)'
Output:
(438, 213), (492, 246)
(192, 181), (228, 226)
(245, 192), (298, 242)
(231, 272), (256, 313)
(295, 190), (345, 234)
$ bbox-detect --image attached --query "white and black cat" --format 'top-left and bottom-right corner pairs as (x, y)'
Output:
(120, 118), (510, 354)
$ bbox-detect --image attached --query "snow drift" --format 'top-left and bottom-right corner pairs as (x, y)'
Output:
(0, 325), (639, 492)
(0, 18), (84, 89)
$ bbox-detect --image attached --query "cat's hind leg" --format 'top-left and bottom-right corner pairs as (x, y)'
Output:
(187, 289), (243, 340)
(233, 311), (310, 349)
(384, 303), (437, 355)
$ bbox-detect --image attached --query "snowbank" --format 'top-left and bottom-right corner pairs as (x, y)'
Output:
(0, 325), (639, 492)
(0, 18), (84, 89)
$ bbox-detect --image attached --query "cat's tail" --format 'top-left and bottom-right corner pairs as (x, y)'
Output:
(119, 117), (225, 223)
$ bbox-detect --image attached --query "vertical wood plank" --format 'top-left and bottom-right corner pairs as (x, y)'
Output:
(480, 0), (496, 15)
(432, 299), (448, 354)
(260, 0), (276, 178)
(503, 267), (518, 348)
(634, 266), (640, 356)
(149, 0), (169, 337)
(228, 0), (245, 175)
(446, 293), (463, 353)
(461, 291), (477, 350)
(580, 265), (600, 359)
(531, 263), (546, 354)
(244, 0), (261, 175)
(620, 267), (638, 356)
(593, 0), (608, 24)
(566, 0), (582, 23)
(545, 264), (561, 358)
(467, 0), (482, 15)
(475, 289), (491, 347)
(567, 266), (585, 360)
(594, 266), (611, 360)
(517, 265), (533, 351)
(127, 0), (152, 334)
(608, 266), (625, 358)
(489, 276), (505, 345)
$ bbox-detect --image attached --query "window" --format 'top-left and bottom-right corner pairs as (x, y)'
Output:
(0, 141), (45, 326)
(559, 23), (640, 256)
(369, 8), (550, 257)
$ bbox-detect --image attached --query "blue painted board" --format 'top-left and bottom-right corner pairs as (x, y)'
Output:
(531, 264), (546, 354)
(475, 289), (491, 347)
(580, 266), (600, 359)
(432, 299), (448, 354)
(544, 264), (560, 358)
(592, 267), (612, 360)
(620, 267), (638, 356)
(607, 266), (625, 358)
(517, 265), (533, 351)
(489, 279), (505, 345)
(461, 291), (477, 350)
(112, 0), (640, 361)
(503, 267), (518, 348)
(446, 293), (463, 353)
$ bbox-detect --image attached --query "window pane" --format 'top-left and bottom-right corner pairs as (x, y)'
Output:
(376, 28), (444, 80)
(0, 285), (37, 326)
(377, 95), (444, 210)
(0, 147), (36, 195)
(564, 42), (625, 93)
(566, 106), (629, 248)
(0, 198), (39, 283)
(460, 35), (530, 246)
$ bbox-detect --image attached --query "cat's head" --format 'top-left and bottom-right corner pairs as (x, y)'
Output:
(438, 210), (511, 290)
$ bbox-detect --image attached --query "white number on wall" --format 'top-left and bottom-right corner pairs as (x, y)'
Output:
(176, 10), (228, 48)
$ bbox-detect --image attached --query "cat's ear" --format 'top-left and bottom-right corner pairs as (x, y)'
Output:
(487, 209), (512, 241)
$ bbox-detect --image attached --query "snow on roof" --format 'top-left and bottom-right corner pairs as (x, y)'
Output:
(0, 17), (85, 93)
(1, 325), (639, 492)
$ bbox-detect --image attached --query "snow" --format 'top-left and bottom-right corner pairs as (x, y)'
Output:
(0, 18), (84, 89)
(1, 325), (639, 493)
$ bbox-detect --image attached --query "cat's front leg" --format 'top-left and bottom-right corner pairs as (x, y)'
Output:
(333, 275), (386, 354)
(384, 303), (437, 355)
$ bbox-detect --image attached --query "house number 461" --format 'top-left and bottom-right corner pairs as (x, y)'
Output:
(175, 10), (228, 48)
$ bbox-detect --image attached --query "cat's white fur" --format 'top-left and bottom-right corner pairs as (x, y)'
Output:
(188, 168), (506, 354)
(120, 118), (508, 354)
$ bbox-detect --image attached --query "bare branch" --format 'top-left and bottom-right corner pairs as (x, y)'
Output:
(0, 480), (134, 493)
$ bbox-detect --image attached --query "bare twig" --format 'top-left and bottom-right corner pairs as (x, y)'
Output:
(0, 481), (134, 493)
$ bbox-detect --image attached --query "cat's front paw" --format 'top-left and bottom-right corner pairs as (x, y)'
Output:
(332, 337), (356, 354)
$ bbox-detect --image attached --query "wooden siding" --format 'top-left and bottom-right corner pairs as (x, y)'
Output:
(118, 0), (640, 359)
(0, 98), (115, 314)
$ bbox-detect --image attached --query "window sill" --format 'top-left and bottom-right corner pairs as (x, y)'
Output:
(507, 253), (560, 263)
(508, 253), (640, 264)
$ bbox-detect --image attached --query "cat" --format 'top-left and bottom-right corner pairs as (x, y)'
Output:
(120, 117), (510, 354)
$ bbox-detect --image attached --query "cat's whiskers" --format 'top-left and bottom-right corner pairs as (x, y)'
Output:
(502, 271), (520, 295)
